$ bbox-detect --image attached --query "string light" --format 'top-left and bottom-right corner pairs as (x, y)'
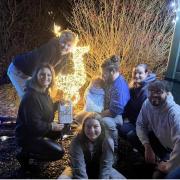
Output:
(171, 1), (179, 24)
(53, 24), (90, 105)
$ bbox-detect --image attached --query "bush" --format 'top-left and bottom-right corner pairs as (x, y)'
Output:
(68, 0), (175, 81)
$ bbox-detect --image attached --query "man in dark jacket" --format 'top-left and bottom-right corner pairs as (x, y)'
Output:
(7, 30), (77, 98)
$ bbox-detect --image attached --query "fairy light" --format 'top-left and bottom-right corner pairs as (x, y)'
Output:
(53, 24), (90, 105)
(53, 23), (61, 37)
(171, 1), (179, 24)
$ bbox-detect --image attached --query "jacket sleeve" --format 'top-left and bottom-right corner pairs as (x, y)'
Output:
(99, 138), (114, 179)
(70, 137), (88, 179)
(22, 95), (52, 137)
(166, 111), (180, 171)
(109, 82), (130, 117)
(53, 101), (59, 112)
(136, 101), (150, 145)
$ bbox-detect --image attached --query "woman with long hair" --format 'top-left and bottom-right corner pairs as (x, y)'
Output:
(60, 112), (125, 179)
(15, 63), (64, 170)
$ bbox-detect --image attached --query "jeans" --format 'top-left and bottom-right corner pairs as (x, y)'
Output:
(7, 62), (31, 99)
(102, 115), (123, 149)
(118, 121), (144, 153)
(165, 167), (180, 179)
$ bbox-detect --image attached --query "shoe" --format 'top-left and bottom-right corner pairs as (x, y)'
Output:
(16, 151), (30, 171)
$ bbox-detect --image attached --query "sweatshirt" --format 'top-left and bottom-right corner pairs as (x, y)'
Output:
(70, 135), (116, 179)
(136, 94), (180, 171)
(105, 75), (130, 117)
(124, 73), (156, 124)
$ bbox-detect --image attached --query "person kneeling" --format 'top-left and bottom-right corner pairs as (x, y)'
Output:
(15, 63), (64, 170)
(136, 80), (180, 178)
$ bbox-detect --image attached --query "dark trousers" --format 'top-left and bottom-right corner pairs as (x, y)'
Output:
(18, 131), (64, 162)
(118, 122), (144, 153)
(118, 122), (171, 160)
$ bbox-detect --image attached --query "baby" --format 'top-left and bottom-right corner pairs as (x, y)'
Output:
(84, 77), (105, 113)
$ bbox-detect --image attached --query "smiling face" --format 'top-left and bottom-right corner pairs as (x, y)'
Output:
(148, 88), (167, 107)
(37, 67), (52, 89)
(132, 66), (148, 83)
(84, 119), (102, 142)
(60, 40), (74, 55)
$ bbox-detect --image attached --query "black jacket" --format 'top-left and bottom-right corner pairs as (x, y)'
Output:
(123, 73), (156, 124)
(13, 37), (72, 76)
(15, 88), (58, 145)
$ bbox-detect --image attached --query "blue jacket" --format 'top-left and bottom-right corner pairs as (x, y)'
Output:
(105, 75), (130, 117)
(124, 73), (156, 124)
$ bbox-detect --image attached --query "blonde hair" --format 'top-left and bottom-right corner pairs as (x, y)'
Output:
(59, 29), (77, 45)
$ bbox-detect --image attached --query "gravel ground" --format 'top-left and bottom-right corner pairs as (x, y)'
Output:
(0, 84), (155, 179)
(0, 122), (74, 179)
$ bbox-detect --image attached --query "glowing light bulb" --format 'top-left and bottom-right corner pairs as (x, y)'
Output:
(53, 24), (90, 105)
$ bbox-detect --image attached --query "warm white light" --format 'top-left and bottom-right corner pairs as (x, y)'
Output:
(53, 23), (61, 37)
(171, 2), (176, 8)
(172, 19), (176, 23)
(0, 136), (8, 141)
(56, 45), (90, 105)
(53, 24), (90, 105)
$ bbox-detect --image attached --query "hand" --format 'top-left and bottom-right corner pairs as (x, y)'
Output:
(51, 122), (64, 131)
(144, 143), (156, 164)
(157, 161), (169, 173)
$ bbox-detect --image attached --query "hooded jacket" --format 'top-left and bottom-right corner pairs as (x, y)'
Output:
(15, 82), (58, 146)
(124, 73), (156, 124)
(136, 94), (180, 171)
(70, 135), (125, 179)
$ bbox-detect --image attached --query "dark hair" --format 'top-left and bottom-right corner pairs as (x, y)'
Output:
(27, 63), (55, 92)
(101, 55), (120, 72)
(148, 80), (170, 92)
(78, 112), (107, 143)
(135, 64), (150, 73)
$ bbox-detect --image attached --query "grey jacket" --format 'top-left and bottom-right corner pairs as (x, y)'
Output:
(70, 135), (125, 179)
(136, 94), (180, 171)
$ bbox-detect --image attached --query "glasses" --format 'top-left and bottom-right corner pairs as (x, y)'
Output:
(148, 90), (164, 95)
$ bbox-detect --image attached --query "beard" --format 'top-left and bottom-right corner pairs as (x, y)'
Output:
(150, 98), (165, 107)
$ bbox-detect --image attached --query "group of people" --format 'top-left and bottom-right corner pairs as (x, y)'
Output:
(7, 29), (180, 179)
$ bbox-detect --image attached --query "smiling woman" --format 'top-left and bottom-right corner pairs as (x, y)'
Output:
(59, 112), (126, 179)
(37, 67), (53, 90)
(15, 63), (65, 171)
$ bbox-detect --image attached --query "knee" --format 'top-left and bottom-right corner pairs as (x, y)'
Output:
(53, 145), (65, 160)
(127, 130), (136, 142)
(102, 117), (116, 130)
